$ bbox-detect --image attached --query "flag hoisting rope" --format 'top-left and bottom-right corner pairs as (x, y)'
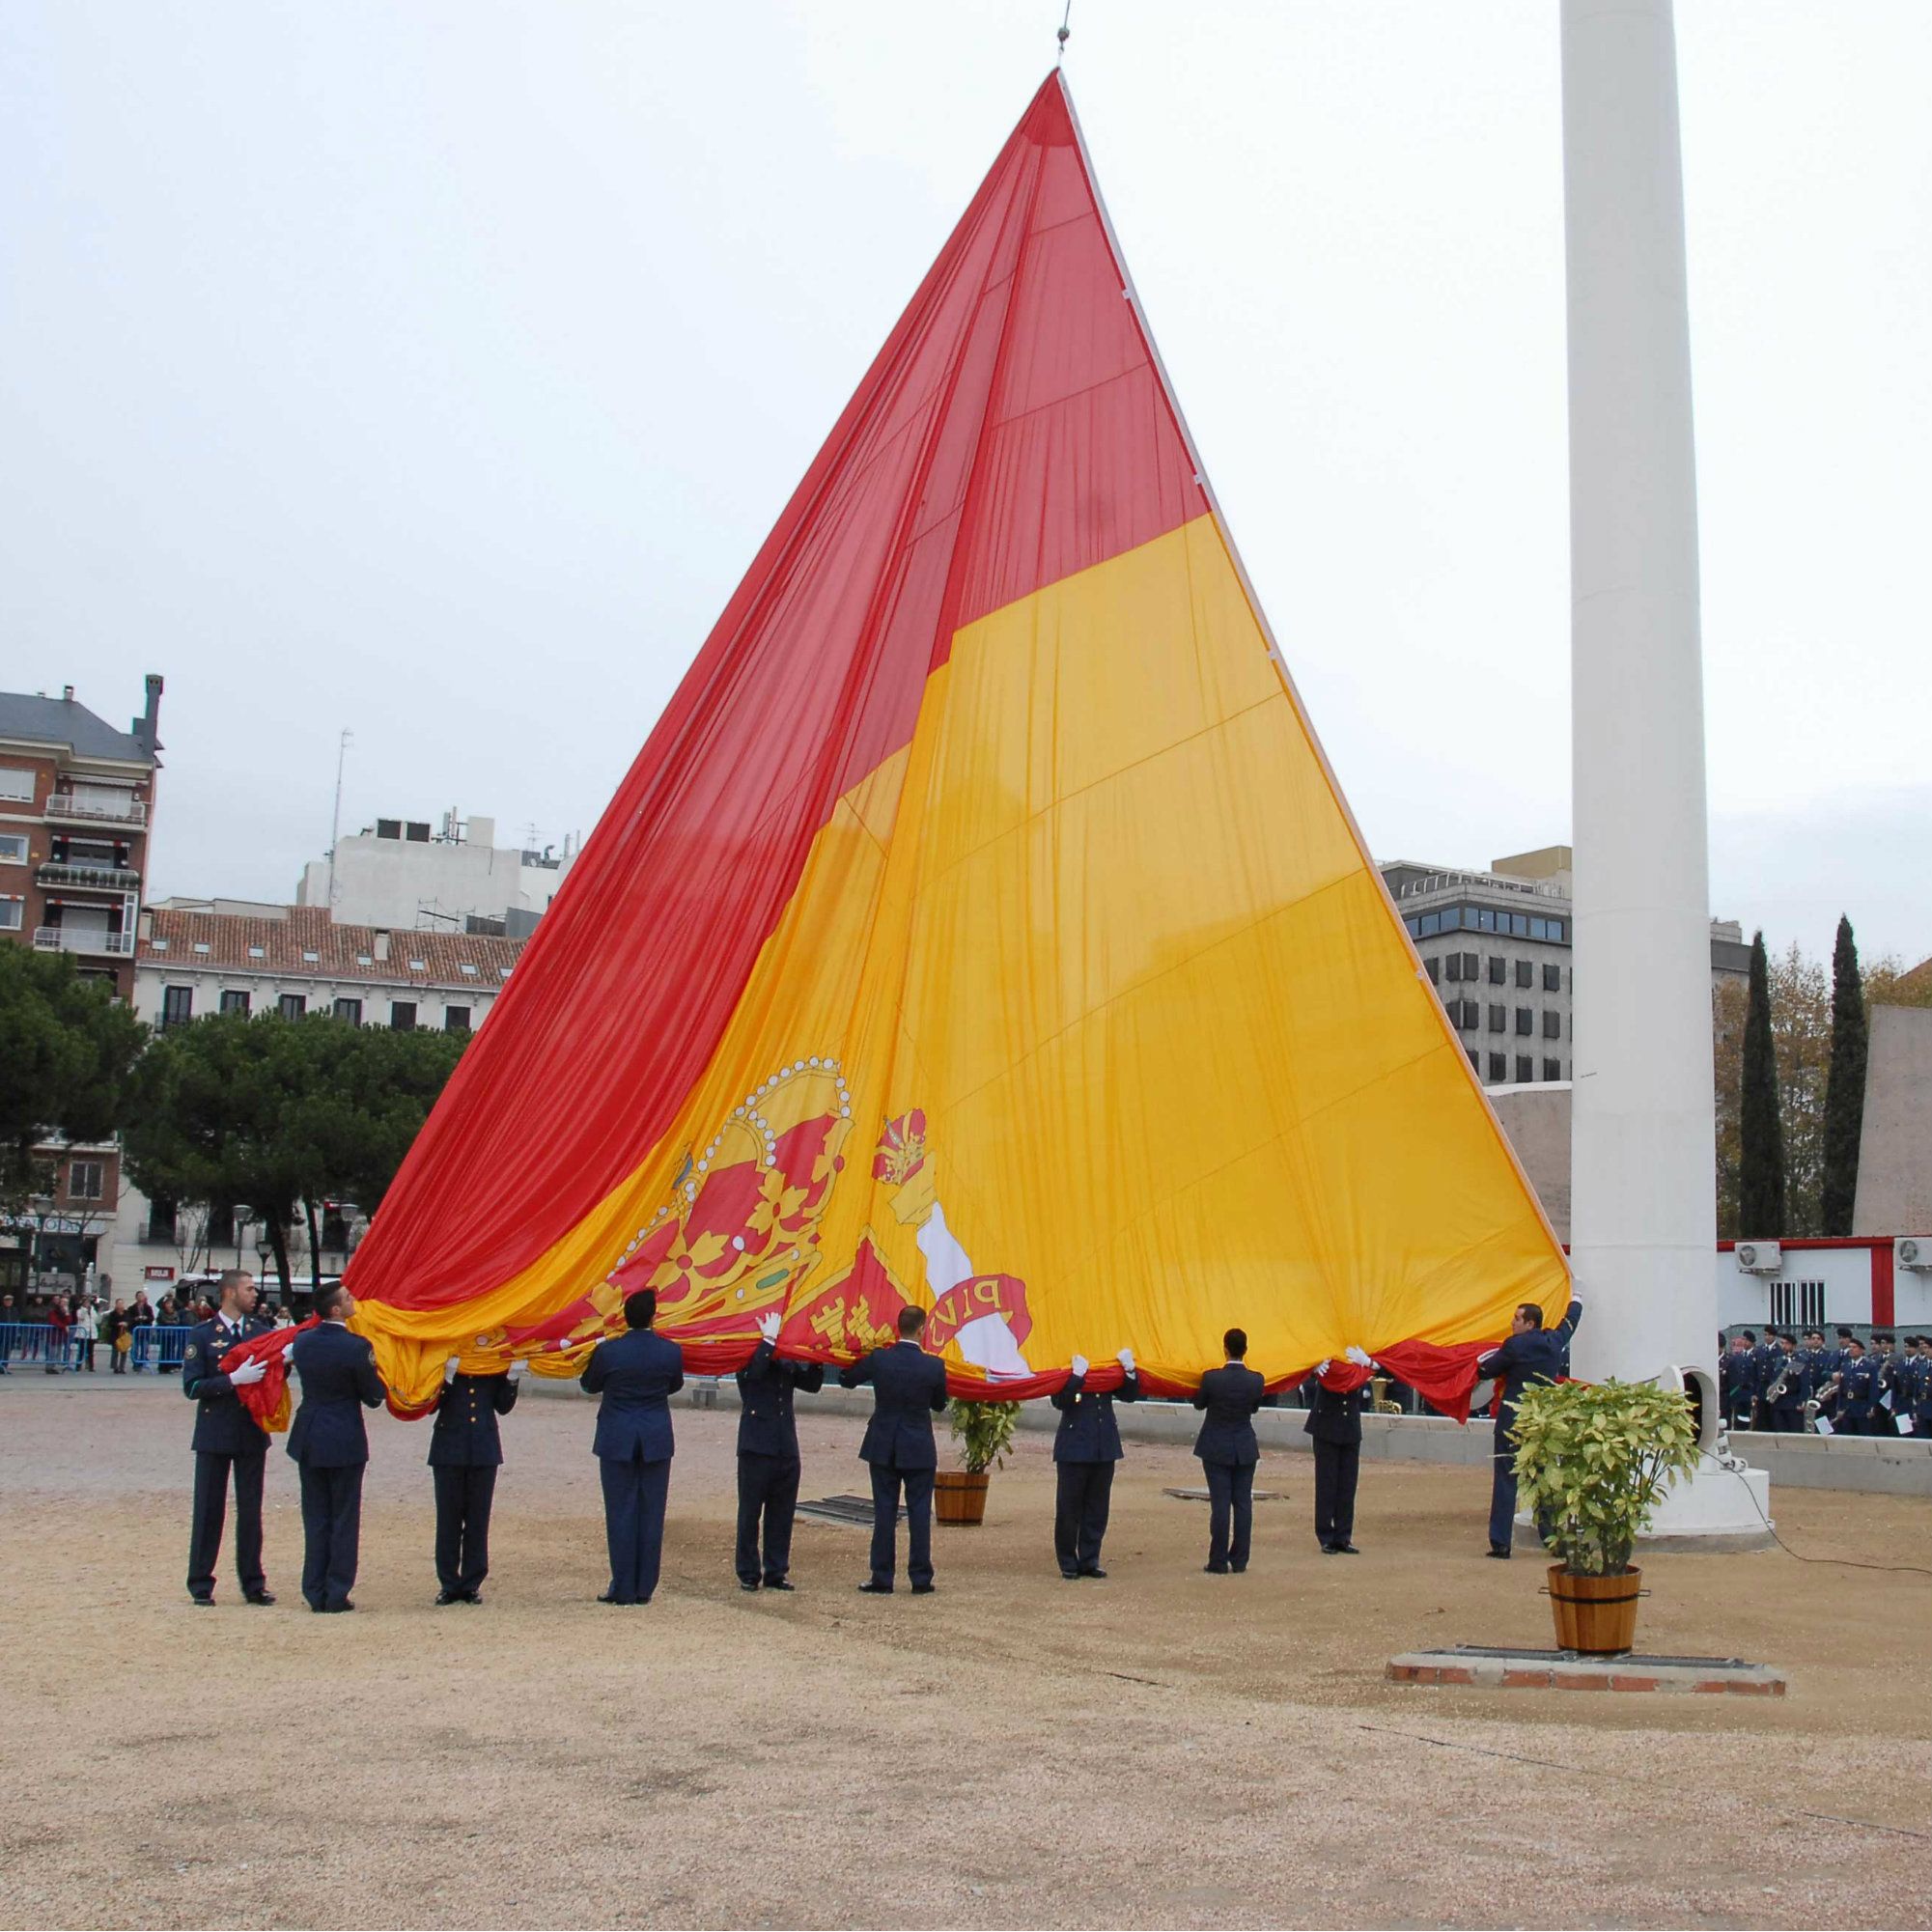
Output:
(1057, 1), (1073, 64)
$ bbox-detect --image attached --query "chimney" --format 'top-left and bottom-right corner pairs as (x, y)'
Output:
(63, 685), (75, 702)
(132, 673), (164, 756)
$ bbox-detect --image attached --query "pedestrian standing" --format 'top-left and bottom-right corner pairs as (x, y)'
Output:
(182, 1270), (277, 1608)
(1191, 1329), (1267, 1575)
(107, 1300), (132, 1372)
(840, 1303), (949, 1597)
(72, 1297), (99, 1372)
(1049, 1346), (1140, 1579)
(45, 1293), (72, 1374)
(581, 1289), (684, 1606)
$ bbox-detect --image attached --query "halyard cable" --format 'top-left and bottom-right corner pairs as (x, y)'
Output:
(1056, 0), (1072, 64)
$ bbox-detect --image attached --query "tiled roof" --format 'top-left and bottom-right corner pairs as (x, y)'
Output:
(140, 905), (524, 990)
(0, 690), (152, 764)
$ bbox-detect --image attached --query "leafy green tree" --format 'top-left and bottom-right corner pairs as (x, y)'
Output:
(122, 1012), (466, 1292)
(0, 945), (146, 1207)
(1820, 915), (1868, 1235)
(1737, 932), (1785, 1238)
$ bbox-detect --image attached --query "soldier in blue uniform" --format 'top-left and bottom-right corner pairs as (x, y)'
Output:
(1869, 1333), (1902, 1436)
(582, 1288), (684, 1605)
(182, 1269), (276, 1608)
(734, 1309), (825, 1591)
(287, 1282), (387, 1612)
(1474, 1297), (1583, 1557)
(1762, 1332), (1806, 1433)
(1799, 1330), (1834, 1427)
(1302, 1347), (1377, 1554)
(1908, 1338), (1932, 1440)
(428, 1354), (524, 1605)
(1049, 1345), (1140, 1579)
(840, 1303), (949, 1595)
(1191, 1328), (1267, 1575)
(1718, 1332), (1756, 1432)
(1747, 1330), (1783, 1431)
(1835, 1336), (1879, 1435)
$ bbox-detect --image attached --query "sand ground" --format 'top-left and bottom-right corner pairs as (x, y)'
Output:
(1, 1372), (1927, 1932)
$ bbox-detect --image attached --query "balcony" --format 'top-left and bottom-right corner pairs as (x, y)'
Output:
(39, 859), (142, 891)
(32, 927), (135, 957)
(43, 795), (146, 827)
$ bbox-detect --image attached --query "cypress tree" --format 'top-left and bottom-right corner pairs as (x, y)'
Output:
(1738, 931), (1785, 1237)
(1820, 914), (1868, 1234)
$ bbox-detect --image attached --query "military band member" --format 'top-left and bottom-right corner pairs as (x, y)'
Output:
(1799, 1330), (1834, 1427)
(1762, 1332), (1806, 1434)
(1835, 1336), (1880, 1435)
(841, 1303), (949, 1595)
(735, 1309), (825, 1591)
(182, 1269), (276, 1608)
(1719, 1332), (1756, 1432)
(429, 1353), (524, 1605)
(582, 1288), (684, 1606)
(1870, 1333), (1901, 1436)
(1050, 1345), (1140, 1579)
(1475, 1297), (1583, 1557)
(1908, 1338), (1932, 1439)
(1747, 1329), (1782, 1430)
(1302, 1347), (1376, 1554)
(287, 1283), (386, 1612)
(1191, 1329), (1267, 1575)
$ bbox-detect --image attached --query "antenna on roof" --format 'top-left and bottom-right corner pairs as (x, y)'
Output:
(1056, 0), (1072, 63)
(325, 729), (352, 914)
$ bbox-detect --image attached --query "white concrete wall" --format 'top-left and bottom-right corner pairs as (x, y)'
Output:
(1713, 1244), (1878, 1331)
(295, 830), (572, 930)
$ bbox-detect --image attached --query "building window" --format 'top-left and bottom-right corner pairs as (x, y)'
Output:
(1542, 1011), (1561, 1039)
(278, 994), (307, 1020)
(67, 1159), (104, 1200)
(333, 997), (363, 1025)
(1542, 963), (1561, 993)
(1487, 956), (1506, 985)
(1487, 1003), (1506, 1033)
(1515, 1054), (1533, 1082)
(1418, 912), (1441, 937)
(0, 899), (22, 932)
(1466, 1048), (1478, 1072)
(0, 767), (34, 802)
(1771, 1280), (1827, 1329)
(145, 1195), (176, 1244)
(0, 832), (27, 864)
(1513, 959), (1532, 988)
(445, 1005), (471, 1032)
(1443, 954), (1461, 983)
(391, 1001), (417, 1031)
(160, 985), (193, 1030)
(1543, 1057), (1563, 1082)
(219, 990), (250, 1016)
(1514, 1008), (1533, 1036)
(1424, 956), (1440, 985)
(1487, 1052), (1507, 1081)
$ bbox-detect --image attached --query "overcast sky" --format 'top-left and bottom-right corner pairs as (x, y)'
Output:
(2, 1), (1925, 968)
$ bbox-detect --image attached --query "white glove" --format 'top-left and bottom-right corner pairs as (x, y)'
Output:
(1344, 1345), (1375, 1369)
(1070, 1354), (1089, 1378)
(443, 1356), (462, 1384)
(507, 1358), (527, 1381)
(1117, 1347), (1135, 1372)
(228, 1358), (267, 1387)
(755, 1310), (781, 1344)
(1315, 1359), (1332, 1378)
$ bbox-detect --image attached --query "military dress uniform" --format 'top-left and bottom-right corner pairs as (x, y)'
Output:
(1049, 1361), (1141, 1578)
(581, 1327), (685, 1605)
(1475, 1299), (1583, 1555)
(733, 1338), (825, 1590)
(1763, 1344), (1806, 1434)
(1748, 1337), (1782, 1430)
(839, 1338), (949, 1593)
(287, 1321), (387, 1611)
(182, 1309), (277, 1606)
(428, 1369), (519, 1603)
(1718, 1345), (1755, 1432)
(1836, 1352), (1881, 1436)
(1302, 1373), (1372, 1553)
(1191, 1362), (1268, 1574)
(1910, 1347), (1932, 1439)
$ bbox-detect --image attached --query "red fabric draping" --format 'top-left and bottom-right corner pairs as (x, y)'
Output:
(219, 1317), (318, 1434)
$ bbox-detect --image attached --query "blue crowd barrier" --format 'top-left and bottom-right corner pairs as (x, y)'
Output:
(131, 1326), (194, 1373)
(0, 1323), (69, 1372)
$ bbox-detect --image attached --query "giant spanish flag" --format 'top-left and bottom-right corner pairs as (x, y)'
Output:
(349, 72), (1569, 1416)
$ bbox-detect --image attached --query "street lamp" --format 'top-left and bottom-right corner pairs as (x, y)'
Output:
(26, 1192), (55, 1295)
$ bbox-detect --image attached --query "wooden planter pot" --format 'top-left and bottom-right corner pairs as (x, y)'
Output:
(1547, 1564), (1644, 1655)
(935, 1470), (991, 1526)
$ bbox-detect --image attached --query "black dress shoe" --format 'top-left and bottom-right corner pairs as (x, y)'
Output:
(1320, 1543), (1340, 1554)
(857, 1581), (894, 1595)
(739, 1580), (761, 1592)
(435, 1589), (463, 1606)
(244, 1590), (276, 1606)
(1060, 1569), (1081, 1581)
(1332, 1543), (1360, 1555)
(1202, 1564), (1228, 1575)
(1078, 1568), (1107, 1580)
(598, 1590), (631, 1604)
(1486, 1545), (1511, 1559)
(463, 1590), (483, 1605)
(910, 1582), (936, 1595)
(764, 1579), (796, 1591)
(189, 1596), (215, 1609)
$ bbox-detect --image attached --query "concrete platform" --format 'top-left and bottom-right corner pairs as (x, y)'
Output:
(1387, 1644), (1787, 1694)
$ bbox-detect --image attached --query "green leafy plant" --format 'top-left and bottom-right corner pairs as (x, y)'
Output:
(1511, 1380), (1700, 1577)
(947, 1397), (1020, 1474)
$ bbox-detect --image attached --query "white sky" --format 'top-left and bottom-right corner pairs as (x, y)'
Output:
(2, 1), (1926, 967)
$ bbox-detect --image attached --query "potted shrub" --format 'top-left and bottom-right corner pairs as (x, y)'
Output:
(936, 1397), (1020, 1526)
(1510, 1379), (1700, 1655)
